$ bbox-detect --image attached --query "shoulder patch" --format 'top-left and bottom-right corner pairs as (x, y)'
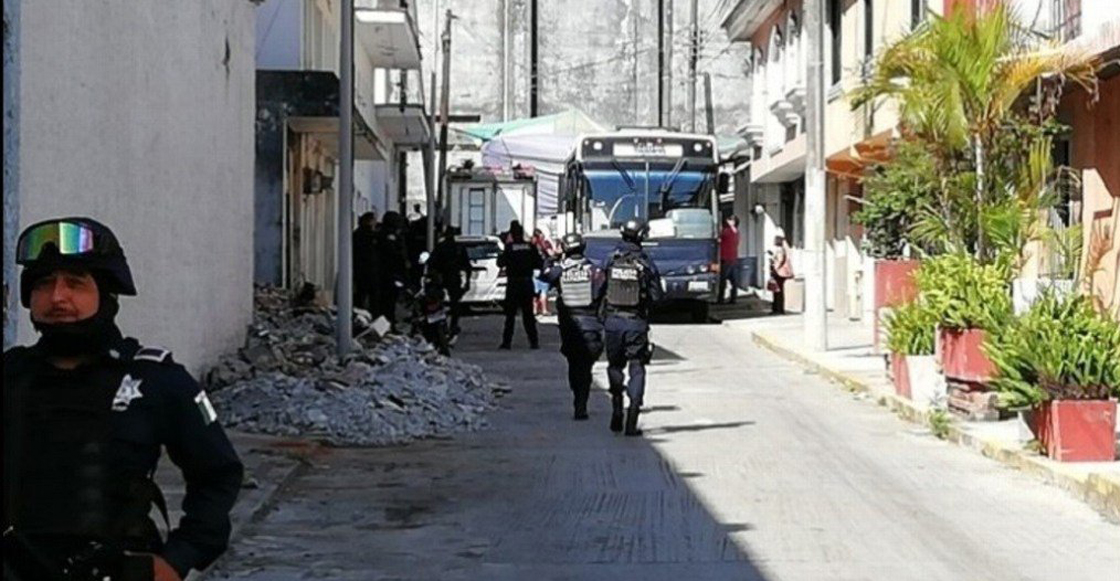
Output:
(134, 346), (172, 363)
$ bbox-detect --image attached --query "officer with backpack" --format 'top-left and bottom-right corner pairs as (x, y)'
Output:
(601, 219), (664, 436)
(539, 232), (604, 420)
(3, 217), (244, 581)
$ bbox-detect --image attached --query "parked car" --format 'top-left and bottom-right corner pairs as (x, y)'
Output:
(456, 235), (506, 306)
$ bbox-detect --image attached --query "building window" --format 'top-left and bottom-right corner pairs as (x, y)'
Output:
(911, 0), (926, 30)
(865, 0), (874, 58)
(829, 0), (842, 85)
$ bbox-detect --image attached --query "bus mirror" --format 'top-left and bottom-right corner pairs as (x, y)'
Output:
(717, 173), (731, 194)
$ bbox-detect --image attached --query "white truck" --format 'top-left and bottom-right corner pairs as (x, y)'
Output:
(445, 165), (537, 238)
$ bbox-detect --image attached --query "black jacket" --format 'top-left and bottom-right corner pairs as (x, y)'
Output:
(429, 238), (472, 293)
(497, 239), (543, 280)
(3, 330), (244, 578)
(352, 226), (379, 291)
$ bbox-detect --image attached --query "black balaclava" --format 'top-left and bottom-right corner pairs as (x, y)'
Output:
(31, 272), (122, 358)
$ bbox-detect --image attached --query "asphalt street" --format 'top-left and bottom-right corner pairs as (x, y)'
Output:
(206, 313), (1120, 581)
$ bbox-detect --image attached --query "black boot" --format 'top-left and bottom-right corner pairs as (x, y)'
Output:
(573, 402), (589, 421)
(624, 407), (642, 436)
(609, 395), (624, 432)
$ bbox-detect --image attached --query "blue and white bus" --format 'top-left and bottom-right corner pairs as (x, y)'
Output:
(560, 130), (729, 321)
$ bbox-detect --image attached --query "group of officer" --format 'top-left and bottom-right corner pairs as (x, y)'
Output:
(538, 219), (664, 436)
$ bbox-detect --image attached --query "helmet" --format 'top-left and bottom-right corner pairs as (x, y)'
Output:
(620, 219), (647, 243)
(17, 217), (136, 307)
(560, 232), (585, 255)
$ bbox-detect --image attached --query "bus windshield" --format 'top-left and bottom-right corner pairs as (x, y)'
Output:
(583, 168), (714, 237)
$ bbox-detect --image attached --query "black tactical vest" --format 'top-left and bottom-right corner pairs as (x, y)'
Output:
(606, 252), (643, 308)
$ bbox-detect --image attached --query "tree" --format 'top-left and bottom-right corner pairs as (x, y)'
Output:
(851, 0), (1097, 264)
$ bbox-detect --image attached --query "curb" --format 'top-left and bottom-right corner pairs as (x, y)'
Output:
(751, 331), (1120, 524)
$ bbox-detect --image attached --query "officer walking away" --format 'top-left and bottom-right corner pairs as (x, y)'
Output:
(3, 217), (244, 581)
(538, 233), (604, 420)
(601, 219), (664, 436)
(428, 226), (472, 341)
(497, 222), (542, 350)
(352, 212), (380, 314)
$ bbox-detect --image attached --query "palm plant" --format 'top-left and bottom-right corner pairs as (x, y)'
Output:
(851, 1), (1097, 264)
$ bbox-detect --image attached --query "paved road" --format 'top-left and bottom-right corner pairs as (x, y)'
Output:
(207, 314), (1120, 581)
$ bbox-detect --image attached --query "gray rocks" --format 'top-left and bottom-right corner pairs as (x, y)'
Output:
(207, 286), (504, 447)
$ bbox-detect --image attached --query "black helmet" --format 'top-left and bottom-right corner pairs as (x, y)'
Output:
(560, 232), (585, 255)
(620, 219), (647, 243)
(17, 217), (137, 307)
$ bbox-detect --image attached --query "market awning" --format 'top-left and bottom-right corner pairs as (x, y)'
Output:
(461, 109), (605, 142)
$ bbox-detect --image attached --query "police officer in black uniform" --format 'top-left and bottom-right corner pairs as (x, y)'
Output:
(539, 233), (604, 420)
(497, 222), (543, 350)
(601, 219), (664, 436)
(3, 217), (244, 581)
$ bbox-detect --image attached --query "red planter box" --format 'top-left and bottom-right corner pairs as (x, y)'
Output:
(1034, 400), (1118, 462)
(938, 328), (996, 384)
(890, 352), (912, 398)
(874, 259), (921, 352)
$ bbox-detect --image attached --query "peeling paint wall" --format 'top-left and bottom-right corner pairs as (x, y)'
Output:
(3, 0), (19, 349)
(16, 1), (256, 374)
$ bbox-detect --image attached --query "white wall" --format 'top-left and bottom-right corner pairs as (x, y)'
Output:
(17, 0), (256, 375)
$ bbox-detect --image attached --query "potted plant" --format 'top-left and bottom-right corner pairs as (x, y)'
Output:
(856, 142), (936, 351)
(884, 300), (945, 408)
(986, 292), (1120, 462)
(916, 254), (1012, 394)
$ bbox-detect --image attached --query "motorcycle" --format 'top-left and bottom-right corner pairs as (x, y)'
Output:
(405, 252), (451, 356)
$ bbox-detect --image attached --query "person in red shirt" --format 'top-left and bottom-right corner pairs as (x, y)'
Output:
(718, 215), (741, 304)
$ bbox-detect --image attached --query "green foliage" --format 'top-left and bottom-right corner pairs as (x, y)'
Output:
(1042, 223), (1083, 280)
(915, 253), (1012, 331)
(850, 2), (1096, 266)
(885, 301), (938, 355)
(985, 292), (1120, 408)
(856, 142), (939, 258)
(929, 408), (952, 440)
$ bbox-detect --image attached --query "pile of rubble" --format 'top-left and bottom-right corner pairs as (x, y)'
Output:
(206, 286), (509, 446)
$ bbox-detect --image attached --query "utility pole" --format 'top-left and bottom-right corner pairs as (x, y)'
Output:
(666, 0), (674, 128)
(3, 0), (21, 348)
(804, 0), (828, 350)
(436, 10), (453, 220)
(426, 71), (438, 252)
(703, 72), (714, 135)
(658, 0), (664, 126)
(336, 0), (355, 355)
(502, 0), (511, 121)
(688, 0), (699, 132)
(530, 0), (539, 117)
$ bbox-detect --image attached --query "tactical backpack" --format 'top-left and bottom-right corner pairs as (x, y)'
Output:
(605, 251), (643, 308)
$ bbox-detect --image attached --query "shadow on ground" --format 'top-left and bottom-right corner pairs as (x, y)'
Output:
(207, 312), (771, 581)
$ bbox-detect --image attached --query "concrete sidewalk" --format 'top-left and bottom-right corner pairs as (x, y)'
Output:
(155, 430), (310, 580)
(725, 313), (1120, 523)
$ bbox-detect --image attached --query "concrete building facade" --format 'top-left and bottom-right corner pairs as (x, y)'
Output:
(14, 0), (257, 374)
(253, 0), (429, 294)
(722, 0), (923, 318)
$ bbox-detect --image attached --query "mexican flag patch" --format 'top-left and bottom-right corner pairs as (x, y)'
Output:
(195, 390), (218, 425)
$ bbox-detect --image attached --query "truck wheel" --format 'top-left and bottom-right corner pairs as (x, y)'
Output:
(690, 302), (710, 324)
